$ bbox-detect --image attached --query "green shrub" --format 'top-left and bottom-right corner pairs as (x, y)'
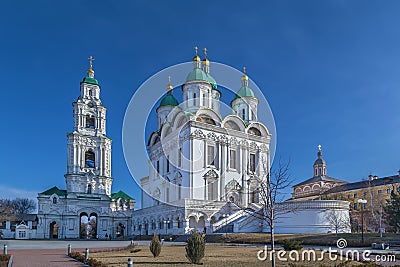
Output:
(281, 239), (303, 251)
(149, 232), (162, 257)
(185, 230), (205, 264)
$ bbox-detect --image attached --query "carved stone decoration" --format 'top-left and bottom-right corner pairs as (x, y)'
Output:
(207, 132), (218, 141)
(191, 129), (205, 138)
(219, 135), (228, 144)
(203, 169), (219, 179)
(230, 137), (239, 146)
(250, 142), (258, 150)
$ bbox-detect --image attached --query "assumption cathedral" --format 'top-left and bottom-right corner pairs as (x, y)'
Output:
(35, 58), (134, 239)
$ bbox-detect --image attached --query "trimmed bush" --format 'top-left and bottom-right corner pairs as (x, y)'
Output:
(149, 232), (162, 257)
(185, 230), (205, 264)
(68, 251), (106, 267)
(281, 239), (303, 251)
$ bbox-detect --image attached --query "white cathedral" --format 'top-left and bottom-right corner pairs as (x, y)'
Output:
(132, 49), (273, 235)
(35, 58), (134, 239)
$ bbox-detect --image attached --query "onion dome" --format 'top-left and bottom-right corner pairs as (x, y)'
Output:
(314, 145), (326, 165)
(82, 56), (99, 85)
(234, 67), (255, 99)
(159, 76), (179, 107)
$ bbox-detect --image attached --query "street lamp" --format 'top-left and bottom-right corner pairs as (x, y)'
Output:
(357, 199), (367, 244)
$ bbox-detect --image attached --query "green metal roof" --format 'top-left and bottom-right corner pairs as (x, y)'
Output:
(39, 186), (67, 196)
(82, 77), (99, 85)
(111, 190), (134, 201)
(185, 68), (219, 91)
(206, 73), (218, 90)
(186, 68), (209, 83)
(159, 92), (179, 107)
(234, 86), (255, 99)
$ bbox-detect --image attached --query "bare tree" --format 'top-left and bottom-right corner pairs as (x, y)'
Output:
(12, 198), (36, 214)
(0, 199), (14, 223)
(242, 158), (294, 267)
(325, 210), (351, 235)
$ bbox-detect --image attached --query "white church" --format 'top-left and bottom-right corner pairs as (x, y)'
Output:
(131, 49), (351, 235)
(34, 58), (135, 239)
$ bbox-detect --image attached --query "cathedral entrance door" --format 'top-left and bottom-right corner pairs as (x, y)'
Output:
(49, 221), (59, 239)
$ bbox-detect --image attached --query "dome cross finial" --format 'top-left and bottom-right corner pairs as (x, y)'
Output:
(166, 75), (173, 91)
(194, 46), (198, 56)
(318, 144), (322, 151)
(87, 55), (95, 78)
(203, 47), (207, 59)
(243, 66), (246, 74)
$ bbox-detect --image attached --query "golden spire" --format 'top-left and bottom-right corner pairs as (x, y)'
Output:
(193, 46), (200, 62)
(241, 66), (249, 81)
(167, 75), (173, 91)
(87, 55), (95, 77)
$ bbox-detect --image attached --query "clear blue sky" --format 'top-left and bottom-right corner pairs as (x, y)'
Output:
(1, 1), (400, 207)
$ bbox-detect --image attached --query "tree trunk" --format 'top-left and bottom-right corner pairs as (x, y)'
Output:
(270, 216), (276, 267)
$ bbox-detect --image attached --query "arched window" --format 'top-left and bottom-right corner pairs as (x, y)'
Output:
(248, 127), (262, 136)
(52, 197), (57, 204)
(87, 184), (92, 194)
(85, 150), (95, 168)
(242, 108), (246, 120)
(197, 115), (216, 125)
(86, 115), (95, 129)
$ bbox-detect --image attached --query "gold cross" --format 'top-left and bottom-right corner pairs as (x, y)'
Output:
(194, 46), (198, 56)
(88, 56), (95, 69)
(168, 75), (171, 83)
(203, 47), (207, 58)
(243, 66), (247, 74)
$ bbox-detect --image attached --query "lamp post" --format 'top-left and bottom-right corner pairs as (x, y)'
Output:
(357, 199), (367, 244)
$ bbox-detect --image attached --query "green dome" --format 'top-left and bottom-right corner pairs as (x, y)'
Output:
(235, 86), (255, 99)
(185, 68), (219, 91)
(186, 68), (209, 83)
(82, 77), (99, 85)
(206, 73), (218, 90)
(159, 93), (179, 107)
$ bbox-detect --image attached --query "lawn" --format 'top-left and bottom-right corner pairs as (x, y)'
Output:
(90, 245), (366, 267)
(204, 233), (400, 247)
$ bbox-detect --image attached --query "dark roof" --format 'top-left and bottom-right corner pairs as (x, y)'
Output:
(39, 186), (67, 196)
(314, 159), (326, 165)
(294, 175), (347, 187)
(325, 175), (400, 194)
(111, 190), (135, 201)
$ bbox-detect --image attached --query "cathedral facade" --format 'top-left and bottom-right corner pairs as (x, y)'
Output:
(35, 59), (134, 239)
(132, 49), (272, 235)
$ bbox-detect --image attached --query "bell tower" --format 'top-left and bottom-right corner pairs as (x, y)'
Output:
(65, 56), (113, 196)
